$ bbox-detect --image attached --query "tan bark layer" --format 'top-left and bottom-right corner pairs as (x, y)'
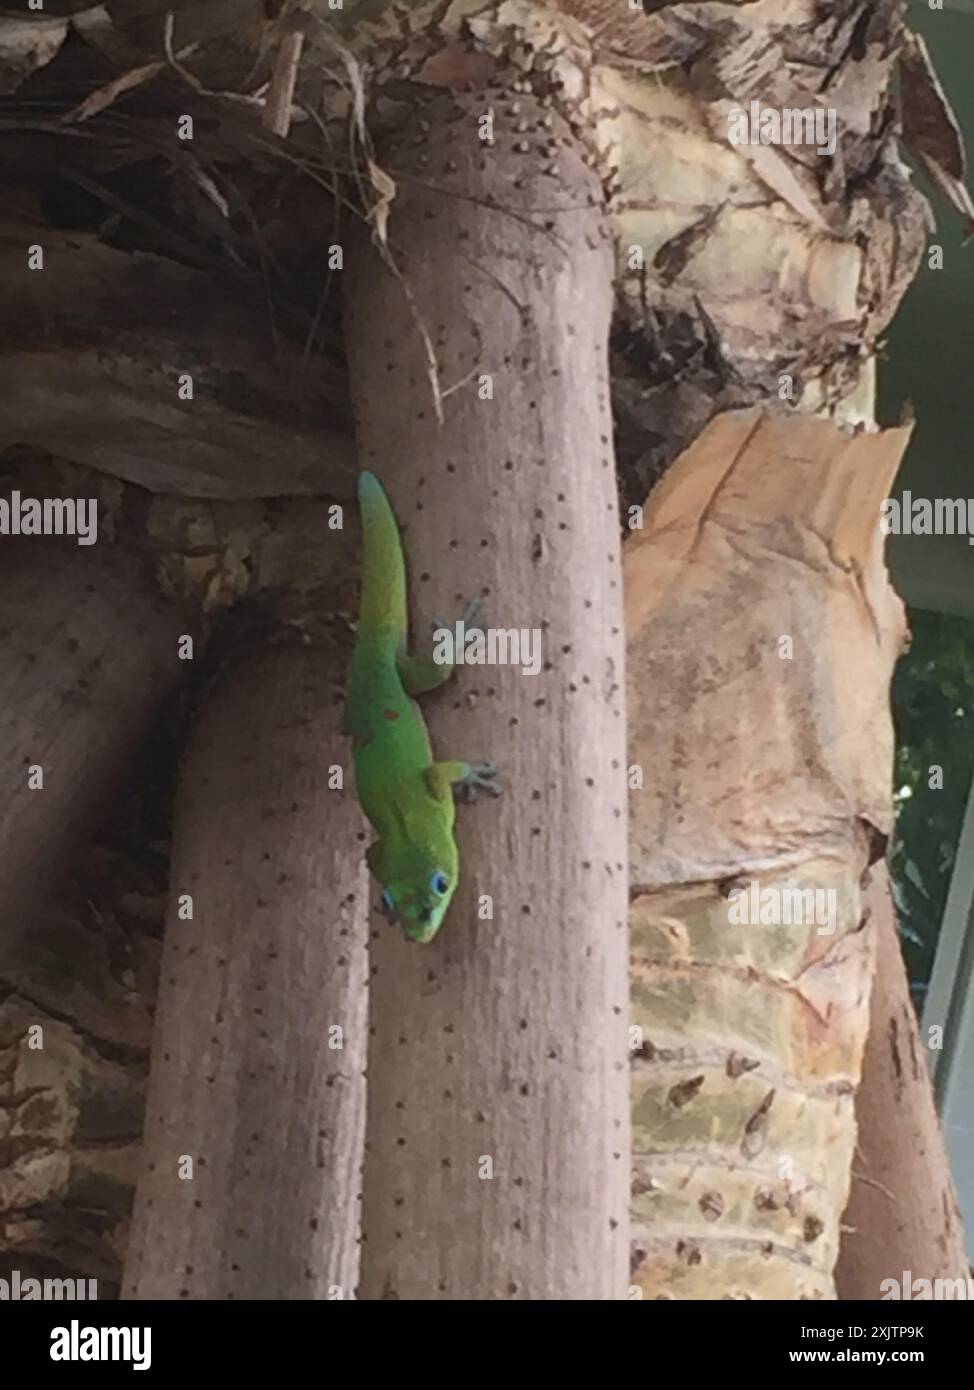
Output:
(836, 869), (968, 1300)
(626, 410), (911, 1298)
(0, 534), (188, 957)
(345, 90), (630, 1300)
(121, 643), (368, 1300)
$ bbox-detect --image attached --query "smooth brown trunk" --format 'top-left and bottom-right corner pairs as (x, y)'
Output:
(121, 642), (368, 1299)
(0, 536), (188, 957)
(345, 91), (630, 1301)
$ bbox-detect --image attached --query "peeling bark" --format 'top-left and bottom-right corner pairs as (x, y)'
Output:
(625, 410), (910, 1298)
(836, 868), (969, 1300)
(329, 0), (930, 497)
(344, 91), (630, 1300)
(122, 641), (368, 1300)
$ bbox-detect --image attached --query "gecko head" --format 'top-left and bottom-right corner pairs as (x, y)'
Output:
(381, 862), (457, 944)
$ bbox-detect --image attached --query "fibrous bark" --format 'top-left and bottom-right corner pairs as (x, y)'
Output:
(122, 642), (368, 1300)
(345, 90), (630, 1300)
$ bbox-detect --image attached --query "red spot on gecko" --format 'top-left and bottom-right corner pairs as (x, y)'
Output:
(384, 709), (400, 721)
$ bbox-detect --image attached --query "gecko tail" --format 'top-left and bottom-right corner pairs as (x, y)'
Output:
(357, 471), (407, 637)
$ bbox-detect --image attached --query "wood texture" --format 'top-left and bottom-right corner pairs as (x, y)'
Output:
(122, 644), (369, 1299)
(345, 90), (630, 1300)
(0, 218), (355, 499)
(0, 533), (188, 957)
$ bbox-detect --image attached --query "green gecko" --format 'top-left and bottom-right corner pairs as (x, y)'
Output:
(345, 471), (500, 943)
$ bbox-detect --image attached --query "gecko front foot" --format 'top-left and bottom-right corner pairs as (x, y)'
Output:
(456, 761), (502, 803)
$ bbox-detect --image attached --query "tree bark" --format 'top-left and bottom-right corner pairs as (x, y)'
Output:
(0, 0), (957, 1305)
(121, 642), (368, 1300)
(0, 535), (189, 957)
(836, 868), (969, 1299)
(344, 91), (631, 1300)
(625, 410), (910, 1299)
(0, 217), (354, 499)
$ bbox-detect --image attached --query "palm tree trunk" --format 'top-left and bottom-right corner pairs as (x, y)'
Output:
(344, 89), (631, 1300)
(626, 411), (912, 1298)
(122, 641), (368, 1299)
(0, 535), (189, 955)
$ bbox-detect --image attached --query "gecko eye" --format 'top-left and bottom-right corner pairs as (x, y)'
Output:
(381, 888), (396, 913)
(430, 872), (449, 896)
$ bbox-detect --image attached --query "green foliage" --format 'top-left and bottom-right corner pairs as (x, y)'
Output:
(891, 608), (974, 1009)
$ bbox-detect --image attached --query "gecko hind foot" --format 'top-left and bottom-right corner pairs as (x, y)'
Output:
(433, 596), (485, 634)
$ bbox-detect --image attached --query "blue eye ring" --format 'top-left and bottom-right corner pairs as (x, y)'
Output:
(381, 888), (395, 913)
(430, 872), (449, 896)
